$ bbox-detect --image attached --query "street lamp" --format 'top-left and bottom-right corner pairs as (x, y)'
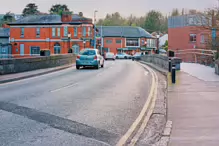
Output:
(156, 34), (160, 54)
(68, 33), (71, 52)
(94, 10), (98, 49)
(83, 40), (86, 49)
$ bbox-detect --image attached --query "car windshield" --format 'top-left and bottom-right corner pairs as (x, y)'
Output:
(79, 50), (96, 56)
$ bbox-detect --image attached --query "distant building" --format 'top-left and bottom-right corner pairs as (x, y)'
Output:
(168, 15), (211, 61)
(168, 15), (210, 50)
(7, 13), (95, 56)
(0, 28), (11, 58)
(159, 34), (168, 47)
(96, 26), (155, 55)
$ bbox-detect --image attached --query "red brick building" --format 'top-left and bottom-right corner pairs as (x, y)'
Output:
(8, 13), (95, 56)
(96, 26), (155, 55)
(168, 15), (212, 62)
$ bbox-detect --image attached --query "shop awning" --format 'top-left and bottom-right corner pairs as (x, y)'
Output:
(140, 47), (155, 51)
(117, 48), (138, 51)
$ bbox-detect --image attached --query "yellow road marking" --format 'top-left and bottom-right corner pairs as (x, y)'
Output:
(116, 62), (158, 146)
(128, 67), (158, 146)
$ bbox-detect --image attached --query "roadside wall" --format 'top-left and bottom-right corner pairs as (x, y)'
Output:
(0, 54), (76, 75)
(215, 59), (219, 75)
(141, 54), (168, 70)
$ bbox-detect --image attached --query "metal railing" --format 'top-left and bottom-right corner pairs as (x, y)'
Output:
(173, 49), (216, 66)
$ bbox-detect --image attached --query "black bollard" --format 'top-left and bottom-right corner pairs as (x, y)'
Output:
(169, 58), (172, 72)
(171, 64), (176, 84)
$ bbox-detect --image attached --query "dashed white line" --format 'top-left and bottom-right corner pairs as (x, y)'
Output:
(50, 83), (79, 93)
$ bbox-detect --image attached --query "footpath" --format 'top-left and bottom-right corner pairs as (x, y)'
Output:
(0, 64), (75, 84)
(168, 63), (219, 146)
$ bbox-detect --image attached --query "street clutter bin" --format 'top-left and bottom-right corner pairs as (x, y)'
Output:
(171, 57), (182, 71)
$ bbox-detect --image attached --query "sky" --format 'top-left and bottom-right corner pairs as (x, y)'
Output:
(0, 0), (218, 19)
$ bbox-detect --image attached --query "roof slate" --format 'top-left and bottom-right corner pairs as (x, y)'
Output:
(96, 26), (153, 38)
(0, 28), (10, 37)
(8, 14), (92, 25)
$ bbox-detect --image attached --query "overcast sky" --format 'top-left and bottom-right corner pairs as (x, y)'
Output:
(0, 0), (218, 18)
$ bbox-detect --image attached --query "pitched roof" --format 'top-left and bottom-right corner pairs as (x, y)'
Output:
(96, 26), (153, 38)
(0, 28), (10, 37)
(7, 14), (92, 25)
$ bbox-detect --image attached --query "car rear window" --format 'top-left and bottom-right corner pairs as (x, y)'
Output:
(79, 50), (96, 56)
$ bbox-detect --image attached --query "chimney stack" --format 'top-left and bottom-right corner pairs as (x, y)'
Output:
(61, 11), (72, 22)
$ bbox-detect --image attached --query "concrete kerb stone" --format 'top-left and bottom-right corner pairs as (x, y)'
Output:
(136, 61), (169, 146)
(0, 64), (75, 84)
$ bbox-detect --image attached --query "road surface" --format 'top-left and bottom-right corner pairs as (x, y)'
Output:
(0, 60), (152, 146)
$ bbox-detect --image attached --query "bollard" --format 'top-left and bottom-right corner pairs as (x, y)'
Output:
(169, 58), (172, 72)
(171, 64), (176, 84)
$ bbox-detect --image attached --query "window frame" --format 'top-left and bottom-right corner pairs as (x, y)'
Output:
(189, 34), (197, 42)
(52, 28), (56, 37)
(126, 38), (140, 47)
(64, 26), (68, 37)
(21, 27), (24, 37)
(116, 39), (122, 44)
(36, 28), (40, 37)
(106, 39), (112, 44)
(57, 28), (61, 37)
(83, 26), (86, 37)
(74, 27), (78, 37)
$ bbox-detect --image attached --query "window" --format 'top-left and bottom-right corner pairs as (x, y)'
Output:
(54, 43), (61, 54)
(30, 46), (40, 55)
(116, 40), (122, 44)
(190, 34), (196, 42)
(52, 28), (56, 37)
(106, 40), (112, 44)
(36, 28), (40, 37)
(21, 27), (24, 37)
(64, 26), (68, 36)
(57, 28), (60, 37)
(79, 49), (96, 55)
(83, 26), (86, 36)
(88, 27), (91, 36)
(74, 27), (78, 37)
(126, 38), (139, 47)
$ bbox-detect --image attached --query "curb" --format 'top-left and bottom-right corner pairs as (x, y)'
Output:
(135, 62), (169, 146)
(139, 61), (168, 76)
(0, 64), (75, 84)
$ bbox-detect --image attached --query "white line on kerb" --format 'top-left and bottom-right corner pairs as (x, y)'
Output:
(50, 83), (79, 93)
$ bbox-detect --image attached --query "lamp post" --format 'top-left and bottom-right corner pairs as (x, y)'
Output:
(83, 40), (86, 49)
(94, 10), (98, 49)
(156, 34), (160, 54)
(68, 33), (71, 52)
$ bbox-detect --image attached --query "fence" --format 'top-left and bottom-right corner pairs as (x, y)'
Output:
(0, 54), (76, 75)
(174, 49), (216, 66)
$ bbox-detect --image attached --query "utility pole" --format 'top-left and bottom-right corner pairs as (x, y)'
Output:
(93, 10), (98, 49)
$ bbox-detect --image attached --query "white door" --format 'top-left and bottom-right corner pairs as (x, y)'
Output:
(20, 44), (24, 56)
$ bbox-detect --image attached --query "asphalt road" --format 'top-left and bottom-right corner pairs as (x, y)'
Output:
(0, 60), (152, 146)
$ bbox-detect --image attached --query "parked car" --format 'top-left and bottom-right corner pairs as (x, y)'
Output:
(115, 53), (131, 59)
(132, 52), (143, 61)
(76, 49), (104, 69)
(105, 52), (115, 60)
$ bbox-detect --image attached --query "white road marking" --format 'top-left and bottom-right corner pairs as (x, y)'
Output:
(50, 83), (79, 93)
(144, 71), (149, 76)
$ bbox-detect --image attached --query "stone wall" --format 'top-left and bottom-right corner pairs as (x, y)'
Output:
(141, 54), (169, 70)
(0, 54), (76, 75)
(215, 59), (219, 75)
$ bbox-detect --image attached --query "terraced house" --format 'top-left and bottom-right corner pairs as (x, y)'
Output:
(8, 13), (95, 56)
(96, 26), (155, 54)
